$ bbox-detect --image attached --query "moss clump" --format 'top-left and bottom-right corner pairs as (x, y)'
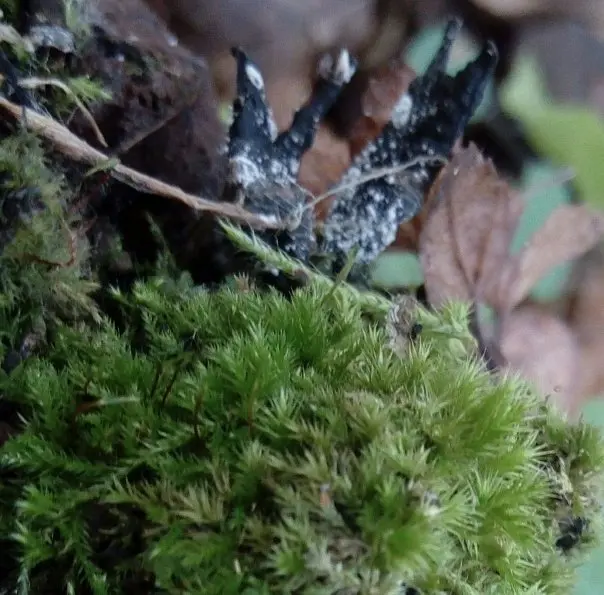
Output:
(0, 130), (100, 342)
(0, 271), (602, 594)
(0, 7), (601, 595)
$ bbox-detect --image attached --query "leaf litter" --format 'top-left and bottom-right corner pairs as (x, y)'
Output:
(418, 143), (604, 415)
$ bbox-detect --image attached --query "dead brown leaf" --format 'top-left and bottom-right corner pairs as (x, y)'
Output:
(392, 138), (464, 252)
(498, 304), (582, 416)
(419, 144), (604, 313)
(562, 245), (604, 400)
(298, 127), (351, 217)
(417, 143), (604, 414)
(347, 60), (416, 157)
(160, 0), (386, 99)
(468, 0), (604, 40)
(420, 198), (469, 304)
(498, 205), (604, 310)
(419, 144), (524, 307)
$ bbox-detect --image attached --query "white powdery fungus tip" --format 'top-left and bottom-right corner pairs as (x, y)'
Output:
(333, 49), (355, 85)
(256, 214), (281, 229)
(228, 154), (265, 189)
(391, 94), (413, 129)
(245, 62), (265, 91)
(165, 32), (179, 48)
(317, 49), (355, 85)
(316, 54), (334, 80)
(267, 108), (279, 141)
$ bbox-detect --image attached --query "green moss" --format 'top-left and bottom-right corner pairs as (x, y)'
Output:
(0, 8), (600, 594)
(0, 131), (99, 333)
(0, 0), (20, 24)
(0, 8), (110, 332)
(0, 268), (602, 594)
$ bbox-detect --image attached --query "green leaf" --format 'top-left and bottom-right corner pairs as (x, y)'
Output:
(371, 251), (423, 290)
(500, 55), (604, 209)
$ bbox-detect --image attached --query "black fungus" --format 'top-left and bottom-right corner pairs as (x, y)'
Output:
(321, 18), (498, 269)
(224, 46), (357, 262)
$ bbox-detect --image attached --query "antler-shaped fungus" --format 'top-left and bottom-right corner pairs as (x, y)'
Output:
(321, 19), (498, 269)
(225, 47), (357, 261)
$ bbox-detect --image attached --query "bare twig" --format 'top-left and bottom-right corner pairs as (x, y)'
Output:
(307, 154), (447, 211)
(0, 96), (280, 230)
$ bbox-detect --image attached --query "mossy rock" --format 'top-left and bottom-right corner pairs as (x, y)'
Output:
(0, 274), (602, 594)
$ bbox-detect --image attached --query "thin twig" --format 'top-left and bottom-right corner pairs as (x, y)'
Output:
(0, 96), (280, 230)
(281, 154), (447, 230)
(307, 154), (447, 210)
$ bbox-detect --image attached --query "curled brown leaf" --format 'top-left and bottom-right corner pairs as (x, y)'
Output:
(419, 144), (523, 307)
(468, 0), (604, 40)
(416, 143), (604, 415)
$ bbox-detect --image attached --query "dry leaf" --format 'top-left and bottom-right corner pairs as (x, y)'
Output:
(576, 338), (604, 403)
(419, 144), (523, 307)
(567, 245), (604, 343)
(347, 60), (416, 157)
(392, 138), (465, 253)
(419, 144), (604, 314)
(498, 205), (604, 310)
(420, 188), (471, 306)
(564, 245), (604, 400)
(160, 0), (387, 98)
(416, 143), (603, 414)
(498, 304), (581, 416)
(298, 127), (351, 215)
(446, 149), (522, 295)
